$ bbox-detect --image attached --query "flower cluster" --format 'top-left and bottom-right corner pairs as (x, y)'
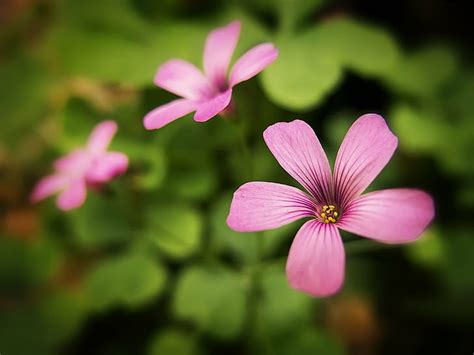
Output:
(32, 21), (434, 297)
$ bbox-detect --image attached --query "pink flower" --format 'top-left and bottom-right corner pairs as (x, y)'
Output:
(143, 20), (278, 130)
(227, 114), (434, 297)
(31, 120), (128, 211)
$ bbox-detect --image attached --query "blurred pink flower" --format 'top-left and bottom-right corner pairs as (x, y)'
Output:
(144, 20), (278, 130)
(31, 121), (128, 211)
(227, 114), (434, 297)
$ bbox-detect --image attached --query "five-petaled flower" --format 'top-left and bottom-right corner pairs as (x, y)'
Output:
(31, 120), (129, 211)
(143, 20), (278, 130)
(227, 114), (435, 297)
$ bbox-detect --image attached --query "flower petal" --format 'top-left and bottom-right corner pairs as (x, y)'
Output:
(86, 152), (129, 184)
(229, 43), (278, 87)
(30, 174), (67, 203)
(227, 181), (315, 232)
(87, 120), (118, 154)
(54, 150), (87, 172)
(144, 99), (196, 130)
(155, 59), (212, 100)
(286, 220), (345, 297)
(263, 120), (332, 204)
(203, 20), (241, 88)
(56, 179), (87, 211)
(338, 188), (434, 243)
(193, 89), (232, 122)
(334, 113), (398, 207)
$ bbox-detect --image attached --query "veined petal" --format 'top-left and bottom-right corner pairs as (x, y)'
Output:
(144, 99), (196, 130)
(155, 59), (212, 100)
(30, 174), (67, 203)
(334, 113), (398, 207)
(193, 89), (232, 122)
(338, 188), (434, 243)
(286, 220), (345, 297)
(86, 152), (129, 184)
(203, 21), (241, 88)
(227, 181), (315, 232)
(263, 120), (333, 204)
(56, 179), (87, 211)
(229, 43), (278, 87)
(87, 120), (118, 154)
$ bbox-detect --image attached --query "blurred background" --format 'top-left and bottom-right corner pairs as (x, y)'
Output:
(1, 0), (473, 354)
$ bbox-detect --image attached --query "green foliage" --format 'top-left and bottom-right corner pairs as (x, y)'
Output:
(69, 192), (134, 249)
(85, 252), (167, 311)
(384, 44), (459, 97)
(148, 328), (201, 355)
(271, 327), (346, 355)
(406, 228), (444, 268)
(173, 266), (246, 339)
(0, 237), (62, 294)
(262, 17), (400, 111)
(262, 35), (342, 110)
(2, 0), (473, 353)
(0, 55), (52, 145)
(0, 291), (86, 355)
(308, 18), (401, 77)
(145, 203), (203, 259)
(258, 264), (314, 334)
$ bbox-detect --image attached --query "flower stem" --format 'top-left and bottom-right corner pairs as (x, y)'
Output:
(227, 113), (264, 350)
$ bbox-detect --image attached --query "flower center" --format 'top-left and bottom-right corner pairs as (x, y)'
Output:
(319, 204), (339, 224)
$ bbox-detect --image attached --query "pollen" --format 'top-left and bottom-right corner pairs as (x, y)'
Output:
(320, 205), (339, 223)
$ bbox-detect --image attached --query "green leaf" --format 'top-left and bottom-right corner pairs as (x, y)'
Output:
(277, 0), (329, 32)
(308, 18), (401, 77)
(69, 192), (133, 249)
(440, 228), (474, 295)
(272, 327), (346, 355)
(0, 55), (51, 145)
(406, 228), (444, 268)
(167, 163), (218, 201)
(0, 291), (86, 355)
(384, 44), (459, 97)
(261, 35), (342, 110)
(145, 204), (203, 259)
(258, 264), (314, 334)
(148, 328), (201, 355)
(0, 237), (62, 295)
(390, 103), (444, 154)
(173, 266), (246, 339)
(85, 252), (166, 311)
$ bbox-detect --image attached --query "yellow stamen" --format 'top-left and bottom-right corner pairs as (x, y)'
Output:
(319, 204), (339, 224)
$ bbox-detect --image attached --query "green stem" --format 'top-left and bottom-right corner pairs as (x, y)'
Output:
(227, 113), (264, 351)
(235, 118), (254, 180)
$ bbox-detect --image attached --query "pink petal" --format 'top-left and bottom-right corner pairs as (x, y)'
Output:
(286, 220), (345, 297)
(56, 179), (87, 211)
(263, 120), (333, 204)
(30, 174), (67, 203)
(203, 20), (241, 89)
(54, 150), (87, 172)
(334, 113), (398, 208)
(338, 188), (434, 243)
(144, 99), (196, 130)
(87, 120), (118, 154)
(193, 89), (232, 122)
(229, 43), (278, 87)
(226, 181), (315, 232)
(86, 152), (129, 184)
(155, 59), (213, 101)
